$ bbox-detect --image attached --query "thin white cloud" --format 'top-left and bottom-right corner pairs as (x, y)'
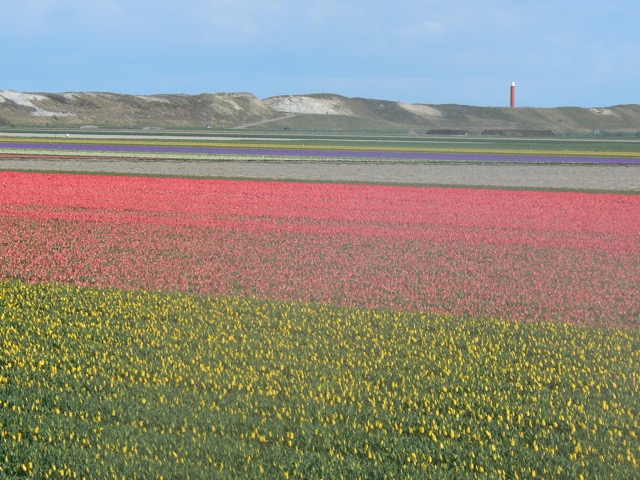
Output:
(2, 0), (128, 38)
(190, 2), (283, 45)
(399, 20), (444, 44)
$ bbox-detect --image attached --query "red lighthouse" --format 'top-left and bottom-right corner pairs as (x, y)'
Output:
(510, 81), (516, 108)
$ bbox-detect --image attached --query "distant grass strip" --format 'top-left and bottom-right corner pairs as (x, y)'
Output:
(1, 136), (639, 158)
(7, 148), (621, 165)
(1, 280), (638, 479)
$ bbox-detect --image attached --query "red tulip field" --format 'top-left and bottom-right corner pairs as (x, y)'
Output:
(1, 172), (637, 326)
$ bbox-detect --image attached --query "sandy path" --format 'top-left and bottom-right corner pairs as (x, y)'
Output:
(1, 158), (638, 192)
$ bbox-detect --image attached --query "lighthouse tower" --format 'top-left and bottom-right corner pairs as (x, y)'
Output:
(510, 82), (516, 108)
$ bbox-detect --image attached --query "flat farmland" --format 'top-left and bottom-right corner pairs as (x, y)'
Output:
(0, 132), (639, 191)
(0, 132), (638, 478)
(1, 158), (636, 191)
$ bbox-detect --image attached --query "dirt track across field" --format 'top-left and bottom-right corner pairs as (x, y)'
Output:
(1, 158), (638, 192)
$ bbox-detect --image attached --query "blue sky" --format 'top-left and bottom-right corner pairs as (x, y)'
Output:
(2, 0), (639, 107)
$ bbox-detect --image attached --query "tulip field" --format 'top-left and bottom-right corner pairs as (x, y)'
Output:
(1, 281), (638, 478)
(0, 135), (639, 478)
(2, 136), (640, 164)
(1, 172), (638, 326)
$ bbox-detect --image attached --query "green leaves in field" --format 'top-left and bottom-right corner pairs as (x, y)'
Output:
(1, 280), (638, 478)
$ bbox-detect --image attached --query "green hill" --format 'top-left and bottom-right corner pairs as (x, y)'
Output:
(1, 89), (639, 135)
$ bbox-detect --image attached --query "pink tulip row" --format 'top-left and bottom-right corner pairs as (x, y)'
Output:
(1, 172), (638, 327)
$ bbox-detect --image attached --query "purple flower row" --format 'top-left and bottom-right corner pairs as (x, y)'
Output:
(2, 141), (639, 164)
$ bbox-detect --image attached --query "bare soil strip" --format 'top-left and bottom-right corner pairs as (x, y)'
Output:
(1, 158), (638, 192)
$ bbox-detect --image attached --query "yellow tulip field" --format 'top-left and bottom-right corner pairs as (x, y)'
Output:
(1, 280), (638, 478)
